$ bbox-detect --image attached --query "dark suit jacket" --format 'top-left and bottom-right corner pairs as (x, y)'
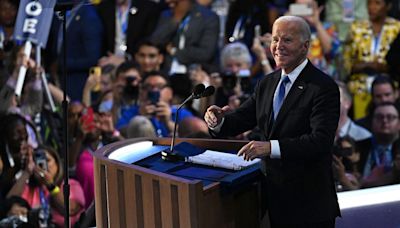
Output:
(46, 4), (104, 101)
(150, 4), (219, 70)
(356, 137), (399, 179)
(214, 61), (341, 224)
(96, 0), (161, 56)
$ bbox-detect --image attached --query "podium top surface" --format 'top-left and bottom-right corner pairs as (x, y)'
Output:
(94, 138), (263, 190)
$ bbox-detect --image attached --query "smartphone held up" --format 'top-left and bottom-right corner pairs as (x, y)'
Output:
(89, 66), (102, 92)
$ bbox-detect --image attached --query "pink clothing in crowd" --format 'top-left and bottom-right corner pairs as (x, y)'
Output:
(75, 149), (94, 209)
(21, 179), (85, 227)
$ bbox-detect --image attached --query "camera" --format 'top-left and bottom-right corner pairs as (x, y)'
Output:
(148, 90), (160, 105)
(125, 75), (138, 84)
(237, 69), (252, 94)
(34, 149), (48, 171)
(221, 72), (237, 91)
(222, 70), (253, 94)
(332, 137), (355, 157)
(332, 145), (353, 157)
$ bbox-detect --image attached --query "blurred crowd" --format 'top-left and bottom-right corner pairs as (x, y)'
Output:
(0, 0), (400, 227)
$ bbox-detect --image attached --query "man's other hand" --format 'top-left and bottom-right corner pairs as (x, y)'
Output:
(237, 141), (271, 161)
(204, 105), (230, 128)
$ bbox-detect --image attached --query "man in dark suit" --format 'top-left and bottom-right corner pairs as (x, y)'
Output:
(150, 0), (219, 75)
(47, 2), (104, 101)
(97, 0), (161, 66)
(204, 16), (341, 227)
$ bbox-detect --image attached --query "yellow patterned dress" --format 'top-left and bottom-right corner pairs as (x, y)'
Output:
(343, 17), (400, 119)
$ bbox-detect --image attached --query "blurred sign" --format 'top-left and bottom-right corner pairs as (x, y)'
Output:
(14, 0), (56, 47)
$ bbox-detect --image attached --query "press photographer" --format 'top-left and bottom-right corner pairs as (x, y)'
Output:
(215, 69), (252, 108)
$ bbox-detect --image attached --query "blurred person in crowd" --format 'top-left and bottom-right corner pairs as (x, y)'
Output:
(0, 114), (39, 200)
(215, 42), (253, 107)
(0, 0), (19, 76)
(386, 32), (400, 82)
(0, 46), (38, 116)
(325, 0), (368, 42)
(67, 101), (84, 169)
(388, 0), (400, 20)
(336, 81), (372, 141)
(134, 40), (165, 74)
(289, 0), (341, 78)
(332, 136), (362, 191)
(177, 116), (210, 138)
(343, 0), (400, 119)
(251, 31), (274, 76)
(357, 102), (400, 188)
(82, 64), (115, 107)
(97, 0), (161, 67)
(392, 146), (400, 183)
(225, 0), (273, 49)
(74, 107), (121, 209)
(0, 47), (67, 153)
(188, 64), (213, 115)
(196, 0), (229, 50)
(0, 196), (31, 227)
(356, 75), (398, 131)
(6, 145), (85, 227)
(150, 0), (219, 75)
(111, 61), (142, 130)
(139, 71), (193, 137)
(46, 1), (104, 101)
(126, 115), (156, 138)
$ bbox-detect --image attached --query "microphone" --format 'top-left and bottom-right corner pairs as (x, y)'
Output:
(201, 86), (215, 98)
(161, 84), (207, 161)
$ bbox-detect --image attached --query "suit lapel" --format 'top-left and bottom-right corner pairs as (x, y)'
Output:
(269, 63), (313, 136)
(264, 72), (281, 137)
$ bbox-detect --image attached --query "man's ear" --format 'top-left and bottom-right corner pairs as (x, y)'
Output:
(303, 40), (310, 53)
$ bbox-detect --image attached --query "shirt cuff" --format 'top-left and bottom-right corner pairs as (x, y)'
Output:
(209, 117), (225, 133)
(270, 140), (281, 159)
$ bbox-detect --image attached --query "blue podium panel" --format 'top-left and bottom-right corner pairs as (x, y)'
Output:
(133, 142), (263, 189)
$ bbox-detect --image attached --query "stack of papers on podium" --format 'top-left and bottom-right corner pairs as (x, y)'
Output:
(185, 150), (260, 170)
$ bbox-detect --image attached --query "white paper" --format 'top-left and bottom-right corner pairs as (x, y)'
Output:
(185, 150), (260, 170)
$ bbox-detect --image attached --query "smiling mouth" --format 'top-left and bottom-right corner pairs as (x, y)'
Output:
(275, 54), (287, 58)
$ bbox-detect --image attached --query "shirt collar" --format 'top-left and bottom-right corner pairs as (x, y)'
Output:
(339, 118), (351, 137)
(281, 59), (308, 83)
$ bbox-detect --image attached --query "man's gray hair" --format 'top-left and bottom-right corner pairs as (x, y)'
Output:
(220, 42), (252, 70)
(275, 16), (311, 42)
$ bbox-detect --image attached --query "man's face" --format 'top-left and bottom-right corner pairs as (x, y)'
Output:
(368, 0), (389, 22)
(0, 0), (17, 27)
(223, 58), (250, 75)
(270, 20), (309, 73)
(7, 121), (28, 154)
(116, 69), (141, 89)
(372, 83), (397, 105)
(372, 105), (400, 136)
(143, 75), (167, 93)
(135, 45), (163, 73)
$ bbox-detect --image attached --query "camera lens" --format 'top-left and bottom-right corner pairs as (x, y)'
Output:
(125, 76), (137, 84)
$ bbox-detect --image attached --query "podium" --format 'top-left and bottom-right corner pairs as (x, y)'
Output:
(93, 137), (264, 228)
